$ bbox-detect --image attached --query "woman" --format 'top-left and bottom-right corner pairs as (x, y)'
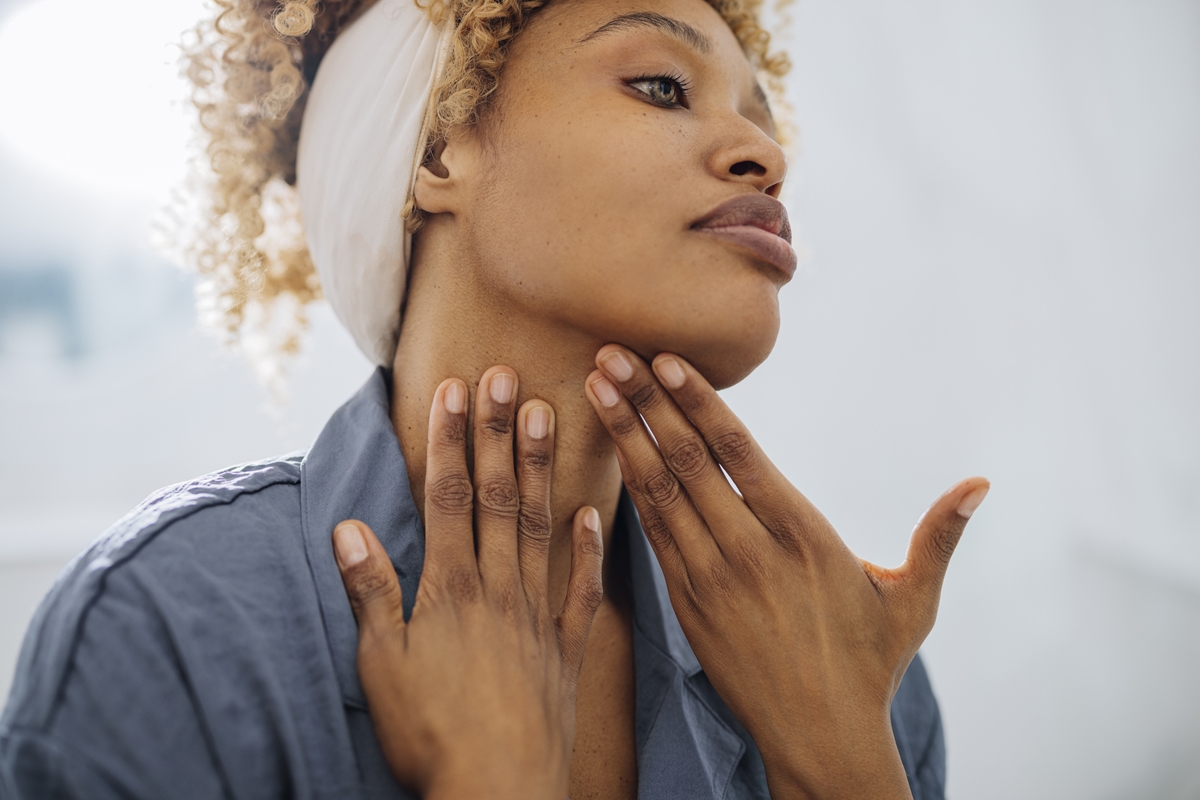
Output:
(0, 0), (986, 796)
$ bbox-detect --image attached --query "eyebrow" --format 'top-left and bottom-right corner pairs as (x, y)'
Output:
(579, 12), (713, 55)
(578, 12), (774, 123)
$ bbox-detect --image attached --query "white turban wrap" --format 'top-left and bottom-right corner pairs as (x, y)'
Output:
(297, 1), (455, 366)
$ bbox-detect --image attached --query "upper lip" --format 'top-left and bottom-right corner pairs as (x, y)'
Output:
(690, 194), (792, 244)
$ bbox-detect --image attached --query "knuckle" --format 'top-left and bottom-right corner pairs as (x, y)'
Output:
(435, 413), (467, 446)
(573, 575), (605, 612)
(675, 584), (704, 622)
(640, 510), (674, 551)
(577, 532), (605, 564)
(476, 479), (519, 518)
(768, 527), (807, 562)
(345, 563), (396, 608)
(489, 582), (522, 617)
(518, 505), (552, 541)
(442, 565), (480, 603)
(927, 524), (962, 565)
(762, 511), (808, 560)
(608, 411), (641, 439)
(481, 413), (513, 438)
(628, 381), (659, 411)
(427, 474), (474, 515)
(711, 430), (755, 472)
(730, 537), (771, 582)
(663, 438), (709, 481)
(644, 469), (684, 509)
(704, 559), (738, 598)
(520, 447), (552, 473)
(677, 386), (711, 415)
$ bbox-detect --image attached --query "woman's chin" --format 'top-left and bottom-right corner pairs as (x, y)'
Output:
(656, 316), (780, 391)
(686, 342), (774, 390)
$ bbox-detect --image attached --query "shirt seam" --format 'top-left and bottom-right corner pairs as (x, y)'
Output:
(38, 472), (302, 736)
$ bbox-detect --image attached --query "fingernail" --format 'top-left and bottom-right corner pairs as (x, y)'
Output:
(591, 376), (620, 407)
(600, 351), (634, 382)
(489, 372), (514, 404)
(527, 406), (550, 439)
(443, 381), (465, 414)
(583, 507), (600, 533)
(654, 357), (686, 389)
(333, 523), (368, 568)
(956, 485), (990, 519)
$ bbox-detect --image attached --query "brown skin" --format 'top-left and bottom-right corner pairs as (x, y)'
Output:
(330, 0), (988, 796)
(584, 348), (989, 798)
(334, 374), (606, 800)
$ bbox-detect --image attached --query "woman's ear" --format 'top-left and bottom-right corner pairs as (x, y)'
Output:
(413, 135), (476, 216)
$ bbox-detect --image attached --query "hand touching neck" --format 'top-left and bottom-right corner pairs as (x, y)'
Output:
(390, 236), (624, 611)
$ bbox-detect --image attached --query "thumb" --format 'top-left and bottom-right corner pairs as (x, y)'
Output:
(901, 478), (990, 598)
(333, 520), (406, 636)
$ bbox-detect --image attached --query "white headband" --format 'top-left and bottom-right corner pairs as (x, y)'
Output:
(297, 0), (454, 366)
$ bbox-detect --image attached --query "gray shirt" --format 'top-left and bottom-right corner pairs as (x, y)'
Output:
(0, 369), (946, 799)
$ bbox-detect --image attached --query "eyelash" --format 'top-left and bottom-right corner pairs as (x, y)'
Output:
(628, 72), (693, 109)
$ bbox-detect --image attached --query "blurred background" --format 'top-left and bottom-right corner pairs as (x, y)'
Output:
(0, 0), (1196, 796)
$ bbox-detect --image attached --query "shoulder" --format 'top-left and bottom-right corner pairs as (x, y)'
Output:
(892, 652), (946, 800)
(1, 453), (307, 733)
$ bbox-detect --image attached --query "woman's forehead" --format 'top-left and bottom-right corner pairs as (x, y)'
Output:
(534, 0), (744, 55)
(513, 0), (770, 124)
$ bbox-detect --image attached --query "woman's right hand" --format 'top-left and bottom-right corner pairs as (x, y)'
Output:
(330, 367), (605, 800)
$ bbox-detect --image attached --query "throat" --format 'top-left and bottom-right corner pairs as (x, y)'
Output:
(387, 248), (625, 613)
(569, 591), (638, 800)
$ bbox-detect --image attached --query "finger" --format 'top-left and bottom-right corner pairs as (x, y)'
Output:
(586, 367), (721, 570)
(423, 378), (479, 592)
(516, 400), (555, 613)
(897, 478), (990, 598)
(596, 346), (758, 534)
(614, 447), (694, 595)
(472, 367), (522, 597)
(334, 520), (406, 638)
(555, 507), (605, 674)
(649, 352), (821, 535)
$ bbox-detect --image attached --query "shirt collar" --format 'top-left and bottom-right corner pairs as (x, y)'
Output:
(300, 369), (749, 796)
(620, 492), (703, 678)
(300, 368), (423, 709)
(299, 367), (703, 700)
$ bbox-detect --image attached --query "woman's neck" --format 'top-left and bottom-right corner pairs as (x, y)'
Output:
(390, 244), (625, 609)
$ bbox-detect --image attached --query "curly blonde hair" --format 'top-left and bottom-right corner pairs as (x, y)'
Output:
(174, 0), (791, 388)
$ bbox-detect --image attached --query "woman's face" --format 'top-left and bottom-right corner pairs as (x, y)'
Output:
(415, 0), (791, 388)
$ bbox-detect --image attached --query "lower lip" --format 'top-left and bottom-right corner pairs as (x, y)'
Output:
(694, 225), (797, 279)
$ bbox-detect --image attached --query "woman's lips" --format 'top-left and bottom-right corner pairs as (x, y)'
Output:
(694, 224), (797, 279)
(691, 194), (797, 280)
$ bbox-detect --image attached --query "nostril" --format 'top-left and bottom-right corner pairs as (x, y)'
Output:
(729, 160), (766, 177)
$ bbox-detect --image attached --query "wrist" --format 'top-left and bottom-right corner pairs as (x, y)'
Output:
(755, 716), (913, 800)
(426, 778), (563, 800)
(423, 758), (568, 800)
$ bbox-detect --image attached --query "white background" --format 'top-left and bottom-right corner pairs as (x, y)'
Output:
(1, 1), (1197, 797)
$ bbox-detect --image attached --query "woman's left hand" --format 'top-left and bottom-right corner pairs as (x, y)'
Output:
(585, 345), (989, 800)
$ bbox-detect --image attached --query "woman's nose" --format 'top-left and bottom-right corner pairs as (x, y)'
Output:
(708, 119), (788, 197)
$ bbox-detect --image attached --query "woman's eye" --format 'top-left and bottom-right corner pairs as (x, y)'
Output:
(629, 76), (689, 108)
